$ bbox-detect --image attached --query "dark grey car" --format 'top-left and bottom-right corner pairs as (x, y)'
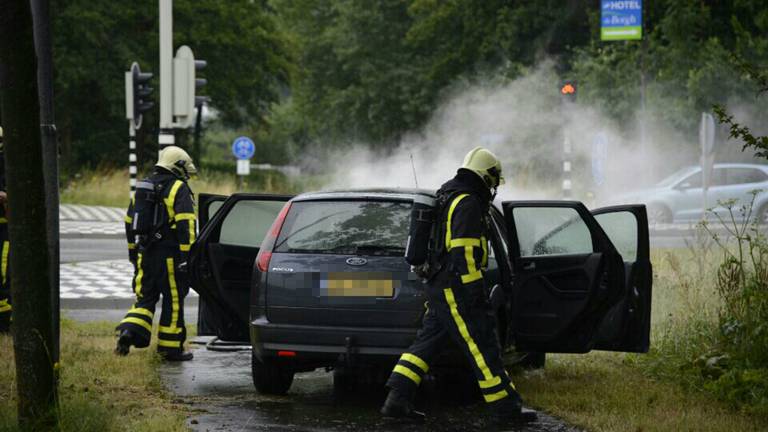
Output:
(190, 189), (652, 395)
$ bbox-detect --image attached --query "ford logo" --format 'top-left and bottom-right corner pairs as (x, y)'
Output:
(346, 257), (368, 266)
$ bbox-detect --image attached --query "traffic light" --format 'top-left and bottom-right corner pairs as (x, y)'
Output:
(560, 80), (577, 102)
(173, 45), (208, 128)
(125, 62), (154, 129)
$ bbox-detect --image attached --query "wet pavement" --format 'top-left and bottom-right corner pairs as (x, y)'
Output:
(160, 343), (580, 432)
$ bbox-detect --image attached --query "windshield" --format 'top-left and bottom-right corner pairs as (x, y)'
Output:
(274, 200), (411, 256)
(656, 166), (698, 188)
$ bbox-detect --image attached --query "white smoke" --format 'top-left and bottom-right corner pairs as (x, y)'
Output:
(309, 62), (763, 204)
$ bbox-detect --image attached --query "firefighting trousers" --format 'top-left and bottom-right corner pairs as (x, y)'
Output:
(386, 282), (516, 404)
(116, 249), (189, 353)
(0, 231), (12, 325)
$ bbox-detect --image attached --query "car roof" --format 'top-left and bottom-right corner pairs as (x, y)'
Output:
(292, 187), (436, 202)
(684, 163), (768, 171)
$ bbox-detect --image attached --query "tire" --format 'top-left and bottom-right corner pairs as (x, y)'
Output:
(647, 204), (672, 225)
(517, 352), (546, 369)
(251, 353), (294, 395)
(756, 203), (768, 226)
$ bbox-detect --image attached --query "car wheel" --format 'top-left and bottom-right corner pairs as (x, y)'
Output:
(647, 204), (672, 225)
(756, 203), (768, 225)
(251, 353), (294, 395)
(517, 352), (546, 369)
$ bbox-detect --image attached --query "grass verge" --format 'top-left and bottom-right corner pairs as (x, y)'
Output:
(0, 320), (189, 431)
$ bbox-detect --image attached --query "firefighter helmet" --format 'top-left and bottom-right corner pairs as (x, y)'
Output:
(156, 146), (197, 180)
(461, 146), (504, 189)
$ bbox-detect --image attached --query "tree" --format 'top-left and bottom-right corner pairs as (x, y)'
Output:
(0, 0), (58, 428)
(51, 0), (294, 169)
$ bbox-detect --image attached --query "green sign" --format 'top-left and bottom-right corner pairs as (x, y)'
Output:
(601, 0), (642, 41)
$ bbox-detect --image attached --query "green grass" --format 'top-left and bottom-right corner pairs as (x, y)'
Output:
(0, 320), (191, 431)
(61, 167), (320, 208)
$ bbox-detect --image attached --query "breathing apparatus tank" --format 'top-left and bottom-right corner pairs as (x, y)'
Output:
(405, 195), (437, 267)
(132, 180), (162, 237)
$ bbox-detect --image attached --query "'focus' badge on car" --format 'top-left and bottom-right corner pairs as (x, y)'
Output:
(346, 257), (368, 266)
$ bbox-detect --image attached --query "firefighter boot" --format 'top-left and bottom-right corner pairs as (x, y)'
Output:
(161, 351), (194, 362)
(380, 389), (425, 421)
(490, 390), (537, 423)
(114, 329), (135, 356)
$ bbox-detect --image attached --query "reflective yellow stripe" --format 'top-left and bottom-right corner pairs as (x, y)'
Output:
(463, 244), (480, 284)
(461, 269), (483, 284)
(1, 241), (9, 285)
(128, 307), (153, 319)
(449, 238), (480, 248)
(157, 339), (182, 348)
(134, 253), (144, 297)
(159, 325), (183, 334)
(164, 180), (184, 221)
(174, 213), (195, 221)
(401, 353), (429, 373)
(483, 388), (508, 403)
(393, 364), (422, 385)
(445, 194), (469, 250)
(127, 243), (136, 250)
(120, 317), (152, 332)
(166, 258), (180, 333)
(479, 376), (501, 389)
(179, 244), (191, 252)
(443, 288), (493, 380)
(124, 215), (133, 223)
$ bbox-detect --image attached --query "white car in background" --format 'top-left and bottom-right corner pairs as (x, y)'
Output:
(618, 163), (768, 224)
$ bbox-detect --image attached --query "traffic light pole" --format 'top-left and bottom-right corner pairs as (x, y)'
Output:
(129, 120), (137, 197)
(159, 0), (174, 149)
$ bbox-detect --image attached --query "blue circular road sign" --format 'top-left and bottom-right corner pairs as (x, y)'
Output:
(232, 136), (255, 160)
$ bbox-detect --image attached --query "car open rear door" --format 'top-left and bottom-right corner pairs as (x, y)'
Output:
(501, 201), (625, 353)
(591, 205), (652, 353)
(190, 193), (292, 342)
(195, 193), (229, 336)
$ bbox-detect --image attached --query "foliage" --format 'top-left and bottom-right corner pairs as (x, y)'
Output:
(52, 0), (294, 169)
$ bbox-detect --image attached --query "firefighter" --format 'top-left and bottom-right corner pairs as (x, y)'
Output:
(115, 146), (197, 361)
(0, 127), (10, 333)
(381, 147), (525, 421)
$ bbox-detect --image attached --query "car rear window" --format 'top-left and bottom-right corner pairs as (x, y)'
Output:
(273, 200), (410, 256)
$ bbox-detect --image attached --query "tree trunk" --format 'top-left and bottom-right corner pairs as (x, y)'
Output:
(0, 0), (58, 429)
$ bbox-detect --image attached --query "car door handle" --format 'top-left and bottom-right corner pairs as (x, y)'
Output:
(521, 261), (536, 271)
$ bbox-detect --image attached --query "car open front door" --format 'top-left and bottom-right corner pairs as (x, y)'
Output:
(591, 205), (652, 353)
(195, 193), (229, 336)
(501, 201), (626, 353)
(190, 193), (292, 342)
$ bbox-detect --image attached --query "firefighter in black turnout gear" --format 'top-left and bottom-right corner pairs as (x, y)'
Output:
(382, 147), (526, 421)
(0, 127), (10, 333)
(115, 146), (197, 361)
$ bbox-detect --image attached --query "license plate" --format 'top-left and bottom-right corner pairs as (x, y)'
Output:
(320, 272), (396, 297)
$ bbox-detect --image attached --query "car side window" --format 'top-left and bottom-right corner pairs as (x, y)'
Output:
(513, 207), (593, 257)
(726, 168), (768, 185)
(594, 211), (638, 262)
(678, 172), (702, 188)
(219, 200), (287, 247)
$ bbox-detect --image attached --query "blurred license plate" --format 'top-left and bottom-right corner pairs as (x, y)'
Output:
(320, 272), (395, 297)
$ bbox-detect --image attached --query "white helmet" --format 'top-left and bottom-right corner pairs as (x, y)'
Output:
(156, 146), (197, 180)
(461, 146), (504, 189)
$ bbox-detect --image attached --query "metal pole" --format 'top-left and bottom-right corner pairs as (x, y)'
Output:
(159, 0), (174, 148)
(30, 0), (60, 368)
(563, 134), (572, 199)
(129, 121), (137, 197)
(193, 103), (202, 167)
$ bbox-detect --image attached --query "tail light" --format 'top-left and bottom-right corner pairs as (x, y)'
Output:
(256, 202), (292, 273)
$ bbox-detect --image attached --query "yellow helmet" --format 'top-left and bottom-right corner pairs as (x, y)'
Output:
(156, 146), (197, 180)
(461, 146), (505, 189)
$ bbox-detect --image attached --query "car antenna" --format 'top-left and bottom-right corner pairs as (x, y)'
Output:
(410, 152), (419, 188)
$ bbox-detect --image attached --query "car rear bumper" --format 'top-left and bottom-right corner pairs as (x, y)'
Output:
(250, 316), (418, 362)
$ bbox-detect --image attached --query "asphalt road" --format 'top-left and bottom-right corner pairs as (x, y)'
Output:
(62, 237), (126, 263)
(163, 345), (579, 432)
